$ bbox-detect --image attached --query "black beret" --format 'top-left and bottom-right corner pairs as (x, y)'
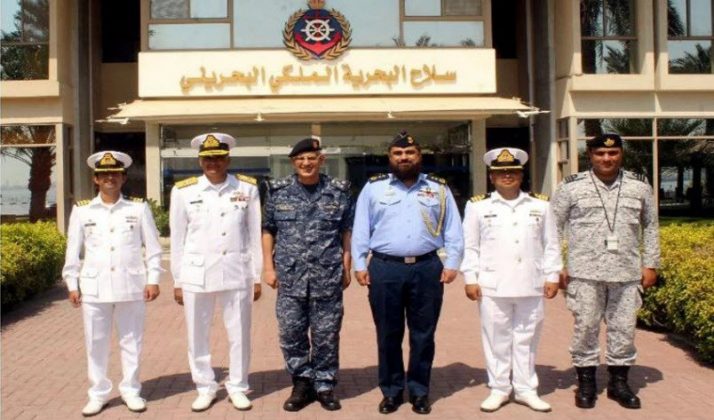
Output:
(390, 130), (419, 148)
(289, 136), (322, 158)
(586, 133), (623, 149)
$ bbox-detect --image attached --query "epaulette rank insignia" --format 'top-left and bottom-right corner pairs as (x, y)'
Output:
(470, 193), (490, 202)
(236, 174), (257, 185)
(626, 171), (647, 183)
(76, 199), (91, 207)
(564, 174), (579, 183)
(426, 174), (447, 185)
(330, 178), (351, 191)
(175, 177), (198, 189)
(529, 192), (549, 201)
(128, 196), (145, 203)
(368, 174), (388, 183)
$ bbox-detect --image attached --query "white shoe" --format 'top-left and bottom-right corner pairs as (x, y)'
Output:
(229, 391), (252, 410)
(122, 395), (147, 412)
(515, 394), (552, 412)
(81, 400), (106, 417)
(191, 394), (216, 412)
(480, 392), (510, 412)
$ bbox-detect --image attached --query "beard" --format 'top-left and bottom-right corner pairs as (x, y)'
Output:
(389, 160), (422, 181)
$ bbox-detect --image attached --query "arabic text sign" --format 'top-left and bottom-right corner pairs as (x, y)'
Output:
(139, 49), (495, 97)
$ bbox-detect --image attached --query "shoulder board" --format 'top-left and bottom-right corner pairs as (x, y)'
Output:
(564, 172), (586, 184)
(469, 193), (491, 202)
(236, 173), (257, 185)
(330, 178), (351, 192)
(368, 173), (388, 183)
(128, 196), (145, 203)
(75, 199), (91, 207)
(426, 174), (447, 185)
(529, 192), (549, 201)
(268, 177), (291, 190)
(624, 170), (647, 183)
(175, 177), (198, 189)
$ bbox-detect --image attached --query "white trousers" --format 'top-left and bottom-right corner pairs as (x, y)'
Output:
(479, 296), (544, 396)
(183, 288), (252, 396)
(81, 300), (146, 402)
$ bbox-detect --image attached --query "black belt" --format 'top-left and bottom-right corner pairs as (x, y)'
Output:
(371, 250), (438, 264)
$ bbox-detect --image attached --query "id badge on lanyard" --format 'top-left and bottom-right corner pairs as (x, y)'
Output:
(606, 234), (619, 252)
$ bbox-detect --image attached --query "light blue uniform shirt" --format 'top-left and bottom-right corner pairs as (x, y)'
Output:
(351, 173), (464, 271)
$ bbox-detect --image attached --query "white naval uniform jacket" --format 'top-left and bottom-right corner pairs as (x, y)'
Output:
(169, 174), (262, 293)
(460, 191), (562, 297)
(62, 195), (163, 303)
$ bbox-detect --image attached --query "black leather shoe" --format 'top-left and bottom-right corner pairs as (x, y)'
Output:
(317, 390), (341, 411)
(378, 396), (403, 414)
(410, 395), (431, 415)
(283, 377), (316, 412)
(575, 366), (597, 409)
(607, 366), (641, 409)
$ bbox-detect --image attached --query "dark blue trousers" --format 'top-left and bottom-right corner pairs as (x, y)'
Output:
(368, 255), (444, 398)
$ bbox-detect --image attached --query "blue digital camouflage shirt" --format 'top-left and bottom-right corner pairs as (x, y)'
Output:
(263, 174), (354, 298)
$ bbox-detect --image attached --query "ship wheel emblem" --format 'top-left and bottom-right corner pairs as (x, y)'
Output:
(283, 0), (351, 61)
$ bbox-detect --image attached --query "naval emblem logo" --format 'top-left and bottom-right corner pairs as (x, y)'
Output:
(283, 0), (352, 61)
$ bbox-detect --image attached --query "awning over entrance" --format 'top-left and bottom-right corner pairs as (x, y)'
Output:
(106, 96), (536, 123)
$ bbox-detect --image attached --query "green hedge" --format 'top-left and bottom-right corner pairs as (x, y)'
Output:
(0, 222), (66, 310)
(147, 198), (169, 237)
(639, 224), (714, 363)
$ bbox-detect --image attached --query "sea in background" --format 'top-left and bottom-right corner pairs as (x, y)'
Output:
(0, 185), (57, 216)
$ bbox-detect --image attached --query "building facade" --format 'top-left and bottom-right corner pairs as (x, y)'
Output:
(1, 0), (712, 231)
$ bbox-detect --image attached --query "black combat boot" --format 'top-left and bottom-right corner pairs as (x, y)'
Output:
(575, 366), (597, 409)
(607, 366), (641, 409)
(283, 377), (316, 412)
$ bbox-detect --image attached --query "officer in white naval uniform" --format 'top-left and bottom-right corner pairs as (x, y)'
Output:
(62, 151), (162, 417)
(460, 148), (562, 413)
(170, 133), (263, 412)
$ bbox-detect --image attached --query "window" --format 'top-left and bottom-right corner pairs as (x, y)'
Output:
(0, 0), (49, 80)
(668, 0), (713, 74)
(402, 0), (484, 47)
(580, 0), (638, 74)
(148, 0), (229, 49)
(0, 125), (57, 222)
(147, 0), (488, 50)
(657, 119), (714, 216)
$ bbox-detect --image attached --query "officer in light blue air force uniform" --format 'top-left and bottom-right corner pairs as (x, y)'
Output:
(352, 131), (464, 415)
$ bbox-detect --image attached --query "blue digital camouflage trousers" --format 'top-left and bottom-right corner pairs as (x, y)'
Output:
(276, 291), (344, 391)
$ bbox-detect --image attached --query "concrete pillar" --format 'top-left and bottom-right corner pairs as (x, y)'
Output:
(470, 118), (487, 194)
(145, 122), (162, 203)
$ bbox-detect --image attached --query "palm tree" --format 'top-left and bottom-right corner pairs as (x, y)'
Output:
(0, 126), (56, 222)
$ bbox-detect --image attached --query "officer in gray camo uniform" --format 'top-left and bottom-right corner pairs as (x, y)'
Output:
(262, 136), (354, 412)
(551, 133), (660, 410)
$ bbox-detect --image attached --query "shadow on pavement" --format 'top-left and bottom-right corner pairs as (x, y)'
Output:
(536, 364), (663, 397)
(1, 285), (66, 329)
(139, 369), (228, 402)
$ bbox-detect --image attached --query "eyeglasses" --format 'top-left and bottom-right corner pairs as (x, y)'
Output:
(292, 155), (320, 163)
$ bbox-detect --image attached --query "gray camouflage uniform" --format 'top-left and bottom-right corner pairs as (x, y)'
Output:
(263, 174), (354, 391)
(551, 170), (660, 367)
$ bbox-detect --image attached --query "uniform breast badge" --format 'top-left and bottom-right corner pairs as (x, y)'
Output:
(420, 185), (446, 237)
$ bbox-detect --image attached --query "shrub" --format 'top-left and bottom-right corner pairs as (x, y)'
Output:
(0, 221), (66, 310)
(147, 198), (169, 237)
(639, 224), (714, 363)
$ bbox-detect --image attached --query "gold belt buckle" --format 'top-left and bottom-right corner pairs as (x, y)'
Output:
(404, 256), (417, 264)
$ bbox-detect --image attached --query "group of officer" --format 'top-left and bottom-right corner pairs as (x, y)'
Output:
(63, 130), (659, 417)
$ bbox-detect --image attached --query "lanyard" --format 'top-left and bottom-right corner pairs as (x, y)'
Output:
(589, 170), (622, 233)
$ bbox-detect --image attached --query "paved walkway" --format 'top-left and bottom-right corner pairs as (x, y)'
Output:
(2, 262), (713, 419)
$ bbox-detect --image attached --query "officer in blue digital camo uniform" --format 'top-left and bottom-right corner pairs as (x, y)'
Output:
(352, 131), (464, 415)
(262, 136), (354, 412)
